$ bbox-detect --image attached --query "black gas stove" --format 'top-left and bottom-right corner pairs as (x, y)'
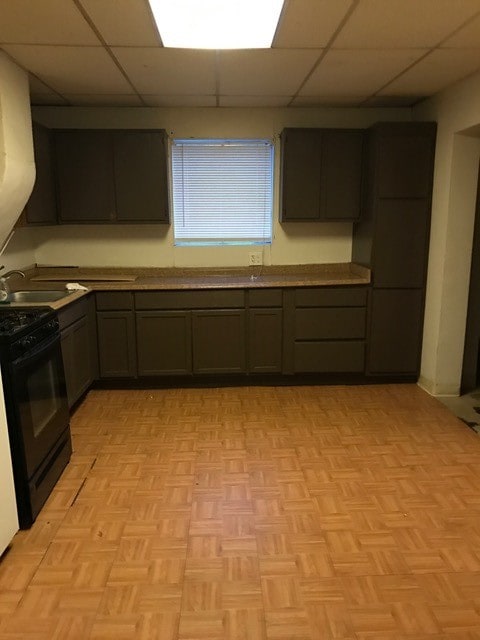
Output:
(0, 307), (60, 362)
(0, 305), (71, 528)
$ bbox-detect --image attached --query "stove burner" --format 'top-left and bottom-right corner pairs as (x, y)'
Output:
(0, 307), (53, 338)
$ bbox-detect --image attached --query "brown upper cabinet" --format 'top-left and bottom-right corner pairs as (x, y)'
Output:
(280, 128), (364, 222)
(352, 122), (437, 289)
(24, 122), (57, 225)
(54, 129), (170, 224)
(113, 131), (169, 223)
(55, 130), (114, 223)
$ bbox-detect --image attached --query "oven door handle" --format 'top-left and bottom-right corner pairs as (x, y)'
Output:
(13, 332), (61, 369)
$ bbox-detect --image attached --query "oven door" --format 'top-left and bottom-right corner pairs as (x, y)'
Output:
(10, 332), (70, 479)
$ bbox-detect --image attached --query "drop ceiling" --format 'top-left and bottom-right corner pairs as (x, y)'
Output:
(2, 0), (480, 108)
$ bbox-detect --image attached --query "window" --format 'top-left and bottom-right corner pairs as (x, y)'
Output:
(171, 139), (274, 246)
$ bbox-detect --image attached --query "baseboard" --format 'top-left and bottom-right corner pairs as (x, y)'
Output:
(418, 375), (460, 397)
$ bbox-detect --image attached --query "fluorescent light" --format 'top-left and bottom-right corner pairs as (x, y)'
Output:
(149, 0), (285, 49)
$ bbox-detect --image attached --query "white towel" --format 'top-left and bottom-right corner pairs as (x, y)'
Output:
(65, 282), (89, 291)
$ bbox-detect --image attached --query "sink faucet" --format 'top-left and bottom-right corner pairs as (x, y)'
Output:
(0, 266), (26, 297)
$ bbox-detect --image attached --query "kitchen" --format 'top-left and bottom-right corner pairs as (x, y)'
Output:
(2, 1), (480, 637)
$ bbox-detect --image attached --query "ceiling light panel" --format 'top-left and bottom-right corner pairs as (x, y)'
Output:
(148, 0), (284, 49)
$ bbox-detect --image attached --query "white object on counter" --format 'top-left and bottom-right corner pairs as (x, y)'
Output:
(65, 282), (88, 291)
(0, 369), (18, 555)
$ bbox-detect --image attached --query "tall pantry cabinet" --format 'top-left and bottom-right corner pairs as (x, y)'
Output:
(352, 122), (437, 377)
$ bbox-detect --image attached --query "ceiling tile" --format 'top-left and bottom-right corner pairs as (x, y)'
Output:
(362, 95), (422, 107)
(219, 96), (291, 107)
(142, 95), (217, 107)
(112, 48), (216, 95)
(300, 49), (427, 96)
(443, 13), (480, 47)
(218, 49), (320, 96)
(29, 74), (54, 94)
(335, 0), (480, 48)
(291, 95), (367, 106)
(3, 45), (134, 94)
(79, 0), (160, 46)
(31, 93), (69, 106)
(273, 0), (353, 48)
(379, 48), (480, 95)
(0, 0), (99, 45)
(63, 94), (143, 106)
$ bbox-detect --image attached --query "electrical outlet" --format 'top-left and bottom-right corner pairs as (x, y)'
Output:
(249, 252), (262, 266)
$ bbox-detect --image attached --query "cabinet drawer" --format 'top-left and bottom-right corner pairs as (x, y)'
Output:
(58, 296), (89, 330)
(295, 287), (367, 307)
(295, 308), (366, 340)
(96, 292), (133, 310)
(294, 341), (365, 373)
(248, 289), (282, 307)
(135, 290), (245, 310)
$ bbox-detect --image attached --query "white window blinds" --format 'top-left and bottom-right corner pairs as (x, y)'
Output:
(172, 139), (274, 245)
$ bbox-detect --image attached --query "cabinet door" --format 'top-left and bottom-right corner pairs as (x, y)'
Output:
(295, 307), (366, 340)
(321, 130), (364, 220)
(55, 130), (115, 223)
(373, 199), (430, 288)
(192, 310), (246, 374)
(113, 131), (169, 223)
(136, 311), (192, 376)
(368, 289), (424, 374)
(61, 316), (91, 408)
(248, 309), (282, 373)
(280, 128), (322, 221)
(376, 130), (436, 198)
(97, 311), (136, 378)
(294, 341), (365, 373)
(25, 123), (57, 225)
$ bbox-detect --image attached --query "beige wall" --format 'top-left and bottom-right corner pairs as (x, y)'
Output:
(5, 81), (478, 397)
(21, 105), (410, 268)
(415, 70), (480, 396)
(0, 52), (34, 257)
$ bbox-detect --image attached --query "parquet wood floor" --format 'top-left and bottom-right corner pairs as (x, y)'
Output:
(2, 384), (480, 639)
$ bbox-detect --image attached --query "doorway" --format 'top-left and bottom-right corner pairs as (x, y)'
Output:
(461, 160), (480, 393)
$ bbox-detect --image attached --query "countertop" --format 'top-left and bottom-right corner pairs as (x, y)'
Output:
(7, 263), (371, 311)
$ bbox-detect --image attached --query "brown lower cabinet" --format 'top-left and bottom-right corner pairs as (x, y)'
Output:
(58, 296), (97, 408)
(294, 341), (365, 373)
(248, 308), (283, 373)
(291, 287), (367, 374)
(89, 284), (423, 383)
(192, 310), (246, 374)
(134, 299), (283, 377)
(367, 288), (424, 374)
(136, 311), (192, 376)
(97, 311), (136, 378)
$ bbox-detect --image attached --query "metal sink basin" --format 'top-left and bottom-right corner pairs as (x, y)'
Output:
(6, 290), (71, 303)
